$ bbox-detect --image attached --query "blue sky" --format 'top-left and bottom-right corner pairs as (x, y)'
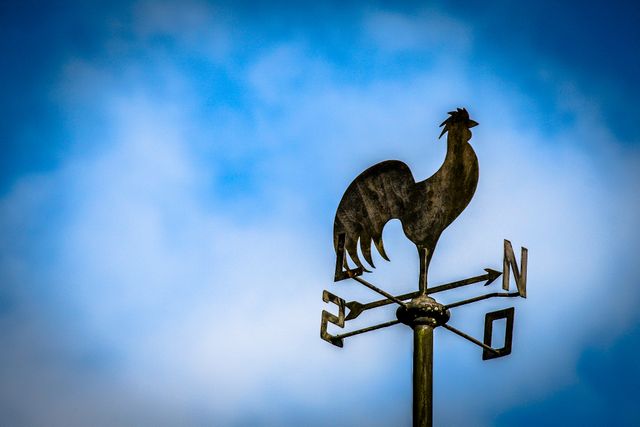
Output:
(1, 1), (639, 426)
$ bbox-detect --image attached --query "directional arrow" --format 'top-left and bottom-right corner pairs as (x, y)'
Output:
(429, 268), (502, 293)
(344, 268), (502, 321)
(345, 290), (419, 321)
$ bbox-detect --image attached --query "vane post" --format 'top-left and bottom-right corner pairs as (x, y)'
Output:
(415, 247), (433, 426)
(413, 324), (433, 427)
(396, 291), (450, 427)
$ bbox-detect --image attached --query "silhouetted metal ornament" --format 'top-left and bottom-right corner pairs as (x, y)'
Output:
(333, 108), (479, 287)
(320, 108), (529, 427)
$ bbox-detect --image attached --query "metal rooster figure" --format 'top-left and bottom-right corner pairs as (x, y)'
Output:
(321, 108), (528, 427)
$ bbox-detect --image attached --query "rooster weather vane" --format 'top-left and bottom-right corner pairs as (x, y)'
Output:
(320, 108), (528, 427)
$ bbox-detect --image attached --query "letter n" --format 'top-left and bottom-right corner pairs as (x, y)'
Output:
(502, 239), (528, 298)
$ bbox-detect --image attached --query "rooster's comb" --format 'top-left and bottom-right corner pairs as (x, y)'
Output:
(438, 107), (477, 139)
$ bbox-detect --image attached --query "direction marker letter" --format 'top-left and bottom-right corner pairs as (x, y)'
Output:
(502, 240), (528, 297)
(482, 307), (515, 360)
(320, 290), (346, 347)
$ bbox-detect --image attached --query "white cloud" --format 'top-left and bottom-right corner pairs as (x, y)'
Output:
(1, 3), (639, 427)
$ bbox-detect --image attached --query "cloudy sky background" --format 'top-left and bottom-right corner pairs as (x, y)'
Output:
(1, 1), (639, 425)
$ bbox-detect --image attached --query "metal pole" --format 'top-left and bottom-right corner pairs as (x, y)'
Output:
(414, 247), (433, 426)
(413, 324), (433, 427)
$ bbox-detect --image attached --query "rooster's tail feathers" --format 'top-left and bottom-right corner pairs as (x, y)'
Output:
(373, 235), (390, 261)
(333, 159), (414, 270)
(338, 228), (388, 271)
(359, 231), (375, 268)
(344, 233), (370, 272)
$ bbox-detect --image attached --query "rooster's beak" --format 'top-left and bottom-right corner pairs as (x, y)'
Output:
(468, 120), (479, 128)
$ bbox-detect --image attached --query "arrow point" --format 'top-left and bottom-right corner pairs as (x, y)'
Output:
(484, 268), (502, 286)
(345, 301), (364, 321)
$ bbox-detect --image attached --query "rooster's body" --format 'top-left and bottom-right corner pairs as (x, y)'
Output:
(333, 108), (479, 284)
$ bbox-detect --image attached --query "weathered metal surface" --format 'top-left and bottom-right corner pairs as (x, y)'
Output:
(430, 268), (501, 292)
(503, 240), (528, 297)
(334, 232), (363, 281)
(445, 291), (520, 309)
(320, 109), (530, 427)
(482, 307), (515, 360)
(344, 268), (502, 321)
(351, 276), (408, 308)
(333, 319), (400, 341)
(345, 291), (420, 321)
(334, 108), (479, 289)
(396, 295), (450, 328)
(413, 325), (434, 427)
(320, 290), (345, 347)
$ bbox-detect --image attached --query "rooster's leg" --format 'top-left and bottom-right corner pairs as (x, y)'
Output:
(418, 247), (434, 295)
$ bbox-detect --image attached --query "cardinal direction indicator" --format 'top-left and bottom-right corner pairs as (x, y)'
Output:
(503, 239), (528, 297)
(445, 240), (528, 308)
(482, 307), (515, 360)
(439, 307), (515, 360)
(320, 290), (346, 347)
(343, 268), (503, 321)
(320, 288), (403, 347)
(320, 108), (530, 427)
(345, 290), (419, 321)
(428, 268), (502, 293)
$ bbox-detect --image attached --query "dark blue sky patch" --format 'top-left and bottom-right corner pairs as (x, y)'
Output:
(497, 325), (640, 426)
(439, 0), (640, 142)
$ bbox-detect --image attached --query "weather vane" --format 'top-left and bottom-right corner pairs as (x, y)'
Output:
(320, 108), (528, 427)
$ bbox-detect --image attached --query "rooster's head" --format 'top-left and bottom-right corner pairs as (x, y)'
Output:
(439, 107), (479, 140)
